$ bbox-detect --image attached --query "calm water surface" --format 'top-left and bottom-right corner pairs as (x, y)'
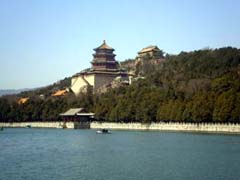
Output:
(0, 128), (240, 180)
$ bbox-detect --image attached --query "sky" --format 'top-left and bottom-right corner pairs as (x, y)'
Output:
(0, 0), (240, 89)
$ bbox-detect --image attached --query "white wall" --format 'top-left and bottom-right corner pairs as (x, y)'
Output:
(71, 74), (94, 95)
(0, 122), (74, 129)
(71, 73), (118, 95)
(2, 121), (240, 134)
(90, 122), (240, 134)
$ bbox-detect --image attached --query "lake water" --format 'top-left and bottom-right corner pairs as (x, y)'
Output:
(0, 128), (240, 180)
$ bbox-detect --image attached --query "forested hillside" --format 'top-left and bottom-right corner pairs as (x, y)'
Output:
(94, 47), (240, 123)
(1, 47), (240, 123)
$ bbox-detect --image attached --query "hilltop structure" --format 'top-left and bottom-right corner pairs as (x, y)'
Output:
(136, 45), (164, 61)
(71, 41), (128, 95)
(134, 46), (165, 73)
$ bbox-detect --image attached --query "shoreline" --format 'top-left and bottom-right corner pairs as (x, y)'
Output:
(91, 122), (240, 134)
(1, 121), (240, 134)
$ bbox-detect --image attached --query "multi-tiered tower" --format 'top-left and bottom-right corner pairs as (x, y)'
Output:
(91, 40), (118, 71)
(71, 41), (128, 95)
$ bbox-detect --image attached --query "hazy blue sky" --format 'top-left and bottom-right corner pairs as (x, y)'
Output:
(1, 0), (240, 89)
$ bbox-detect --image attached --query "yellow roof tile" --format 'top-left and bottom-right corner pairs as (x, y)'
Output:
(18, 97), (29, 104)
(52, 89), (67, 97)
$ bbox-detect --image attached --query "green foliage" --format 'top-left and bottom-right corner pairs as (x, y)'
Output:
(213, 90), (236, 122)
(0, 98), (11, 121)
(157, 99), (185, 122)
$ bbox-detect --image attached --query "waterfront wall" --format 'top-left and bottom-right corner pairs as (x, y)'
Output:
(90, 122), (240, 134)
(0, 122), (74, 129)
(1, 121), (240, 133)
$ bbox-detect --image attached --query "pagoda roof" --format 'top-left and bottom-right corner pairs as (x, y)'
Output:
(94, 40), (114, 50)
(60, 108), (85, 116)
(138, 45), (160, 54)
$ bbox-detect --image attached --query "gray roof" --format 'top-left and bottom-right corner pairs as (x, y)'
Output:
(77, 113), (95, 116)
(60, 108), (85, 116)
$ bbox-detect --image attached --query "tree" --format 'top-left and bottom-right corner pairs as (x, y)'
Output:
(213, 91), (235, 122)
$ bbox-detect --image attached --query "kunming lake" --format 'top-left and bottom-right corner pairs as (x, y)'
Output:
(1, 128), (240, 180)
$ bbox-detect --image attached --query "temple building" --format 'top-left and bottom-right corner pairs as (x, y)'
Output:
(136, 45), (164, 61)
(135, 45), (165, 68)
(71, 41), (128, 95)
(92, 40), (118, 71)
(60, 108), (94, 129)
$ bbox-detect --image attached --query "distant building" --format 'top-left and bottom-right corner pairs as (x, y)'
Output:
(18, 97), (29, 105)
(60, 108), (94, 129)
(39, 94), (45, 99)
(51, 89), (67, 97)
(71, 40), (128, 95)
(135, 45), (165, 72)
(136, 45), (163, 61)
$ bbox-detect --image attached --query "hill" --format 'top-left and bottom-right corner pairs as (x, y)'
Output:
(0, 47), (240, 123)
(0, 89), (31, 96)
(94, 47), (240, 123)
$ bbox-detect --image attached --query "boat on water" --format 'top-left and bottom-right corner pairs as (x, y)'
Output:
(0, 127), (3, 131)
(96, 129), (111, 134)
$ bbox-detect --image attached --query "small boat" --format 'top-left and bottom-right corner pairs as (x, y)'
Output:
(0, 127), (3, 131)
(26, 125), (31, 128)
(96, 129), (111, 134)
